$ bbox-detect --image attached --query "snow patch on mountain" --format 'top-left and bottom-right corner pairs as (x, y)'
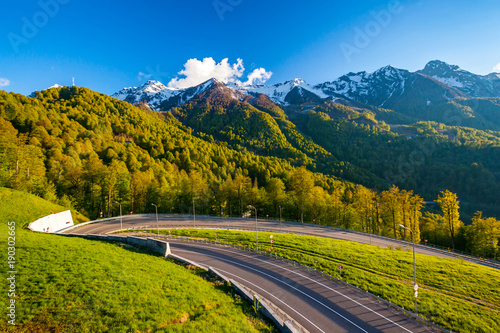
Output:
(315, 66), (410, 105)
(230, 78), (327, 105)
(112, 80), (181, 109)
(419, 60), (500, 97)
(432, 76), (464, 88)
(28, 84), (64, 97)
(48, 84), (63, 89)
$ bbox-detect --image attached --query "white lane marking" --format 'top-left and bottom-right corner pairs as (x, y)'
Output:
(173, 243), (414, 333)
(175, 249), (368, 333)
(212, 267), (326, 333)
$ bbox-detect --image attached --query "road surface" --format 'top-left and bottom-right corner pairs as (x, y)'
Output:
(64, 214), (498, 269)
(63, 215), (461, 332)
(168, 241), (435, 333)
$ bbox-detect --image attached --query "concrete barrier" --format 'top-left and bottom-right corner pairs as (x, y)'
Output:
(29, 210), (74, 233)
(126, 236), (148, 247)
(85, 234), (107, 241)
(56, 234), (169, 256)
(107, 235), (128, 242)
(147, 238), (170, 256)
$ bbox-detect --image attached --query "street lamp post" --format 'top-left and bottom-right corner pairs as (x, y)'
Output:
(398, 224), (418, 315)
(249, 205), (258, 251)
(114, 201), (122, 231)
(151, 203), (159, 237)
(301, 204), (304, 223)
(369, 216), (372, 245)
(279, 205), (282, 231)
(193, 199), (195, 229)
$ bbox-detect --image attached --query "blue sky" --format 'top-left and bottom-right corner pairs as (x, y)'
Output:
(1, 0), (500, 95)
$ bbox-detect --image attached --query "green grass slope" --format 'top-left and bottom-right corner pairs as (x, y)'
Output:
(0, 188), (273, 332)
(0, 187), (88, 228)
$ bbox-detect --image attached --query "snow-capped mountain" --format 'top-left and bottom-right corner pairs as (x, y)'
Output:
(112, 78), (249, 111)
(111, 60), (500, 114)
(418, 60), (500, 97)
(113, 78), (328, 110)
(112, 80), (179, 110)
(315, 64), (468, 113)
(159, 78), (248, 109)
(230, 78), (328, 106)
(315, 66), (412, 107)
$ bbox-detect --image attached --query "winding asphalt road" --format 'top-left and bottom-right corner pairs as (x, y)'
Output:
(168, 241), (434, 333)
(64, 214), (498, 269)
(61, 214), (496, 332)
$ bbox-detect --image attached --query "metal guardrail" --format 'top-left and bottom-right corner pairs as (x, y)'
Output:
(169, 252), (307, 333)
(230, 276), (309, 333)
(115, 222), (500, 269)
(68, 213), (500, 268)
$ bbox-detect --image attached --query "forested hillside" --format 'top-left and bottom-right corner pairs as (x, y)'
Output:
(0, 86), (499, 257)
(296, 102), (500, 219)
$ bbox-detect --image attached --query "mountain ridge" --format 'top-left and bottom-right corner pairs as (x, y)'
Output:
(110, 60), (500, 116)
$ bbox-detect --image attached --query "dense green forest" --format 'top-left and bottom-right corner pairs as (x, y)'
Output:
(297, 102), (500, 218)
(0, 87), (499, 258)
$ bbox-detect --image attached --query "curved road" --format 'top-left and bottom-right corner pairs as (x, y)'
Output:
(62, 215), (495, 332)
(64, 214), (498, 269)
(168, 241), (434, 333)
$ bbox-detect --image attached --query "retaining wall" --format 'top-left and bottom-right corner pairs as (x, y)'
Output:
(28, 210), (74, 233)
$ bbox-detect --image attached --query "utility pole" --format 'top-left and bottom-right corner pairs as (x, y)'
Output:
(399, 224), (418, 315)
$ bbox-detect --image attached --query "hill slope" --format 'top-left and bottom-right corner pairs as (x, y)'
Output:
(0, 187), (272, 332)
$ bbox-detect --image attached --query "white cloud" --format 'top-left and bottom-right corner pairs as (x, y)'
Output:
(493, 63), (500, 73)
(137, 72), (152, 81)
(167, 57), (272, 89)
(0, 78), (11, 87)
(244, 67), (273, 86)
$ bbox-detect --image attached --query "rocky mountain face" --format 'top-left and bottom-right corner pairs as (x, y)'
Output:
(111, 80), (178, 110)
(418, 60), (500, 98)
(314, 65), (468, 115)
(229, 78), (327, 106)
